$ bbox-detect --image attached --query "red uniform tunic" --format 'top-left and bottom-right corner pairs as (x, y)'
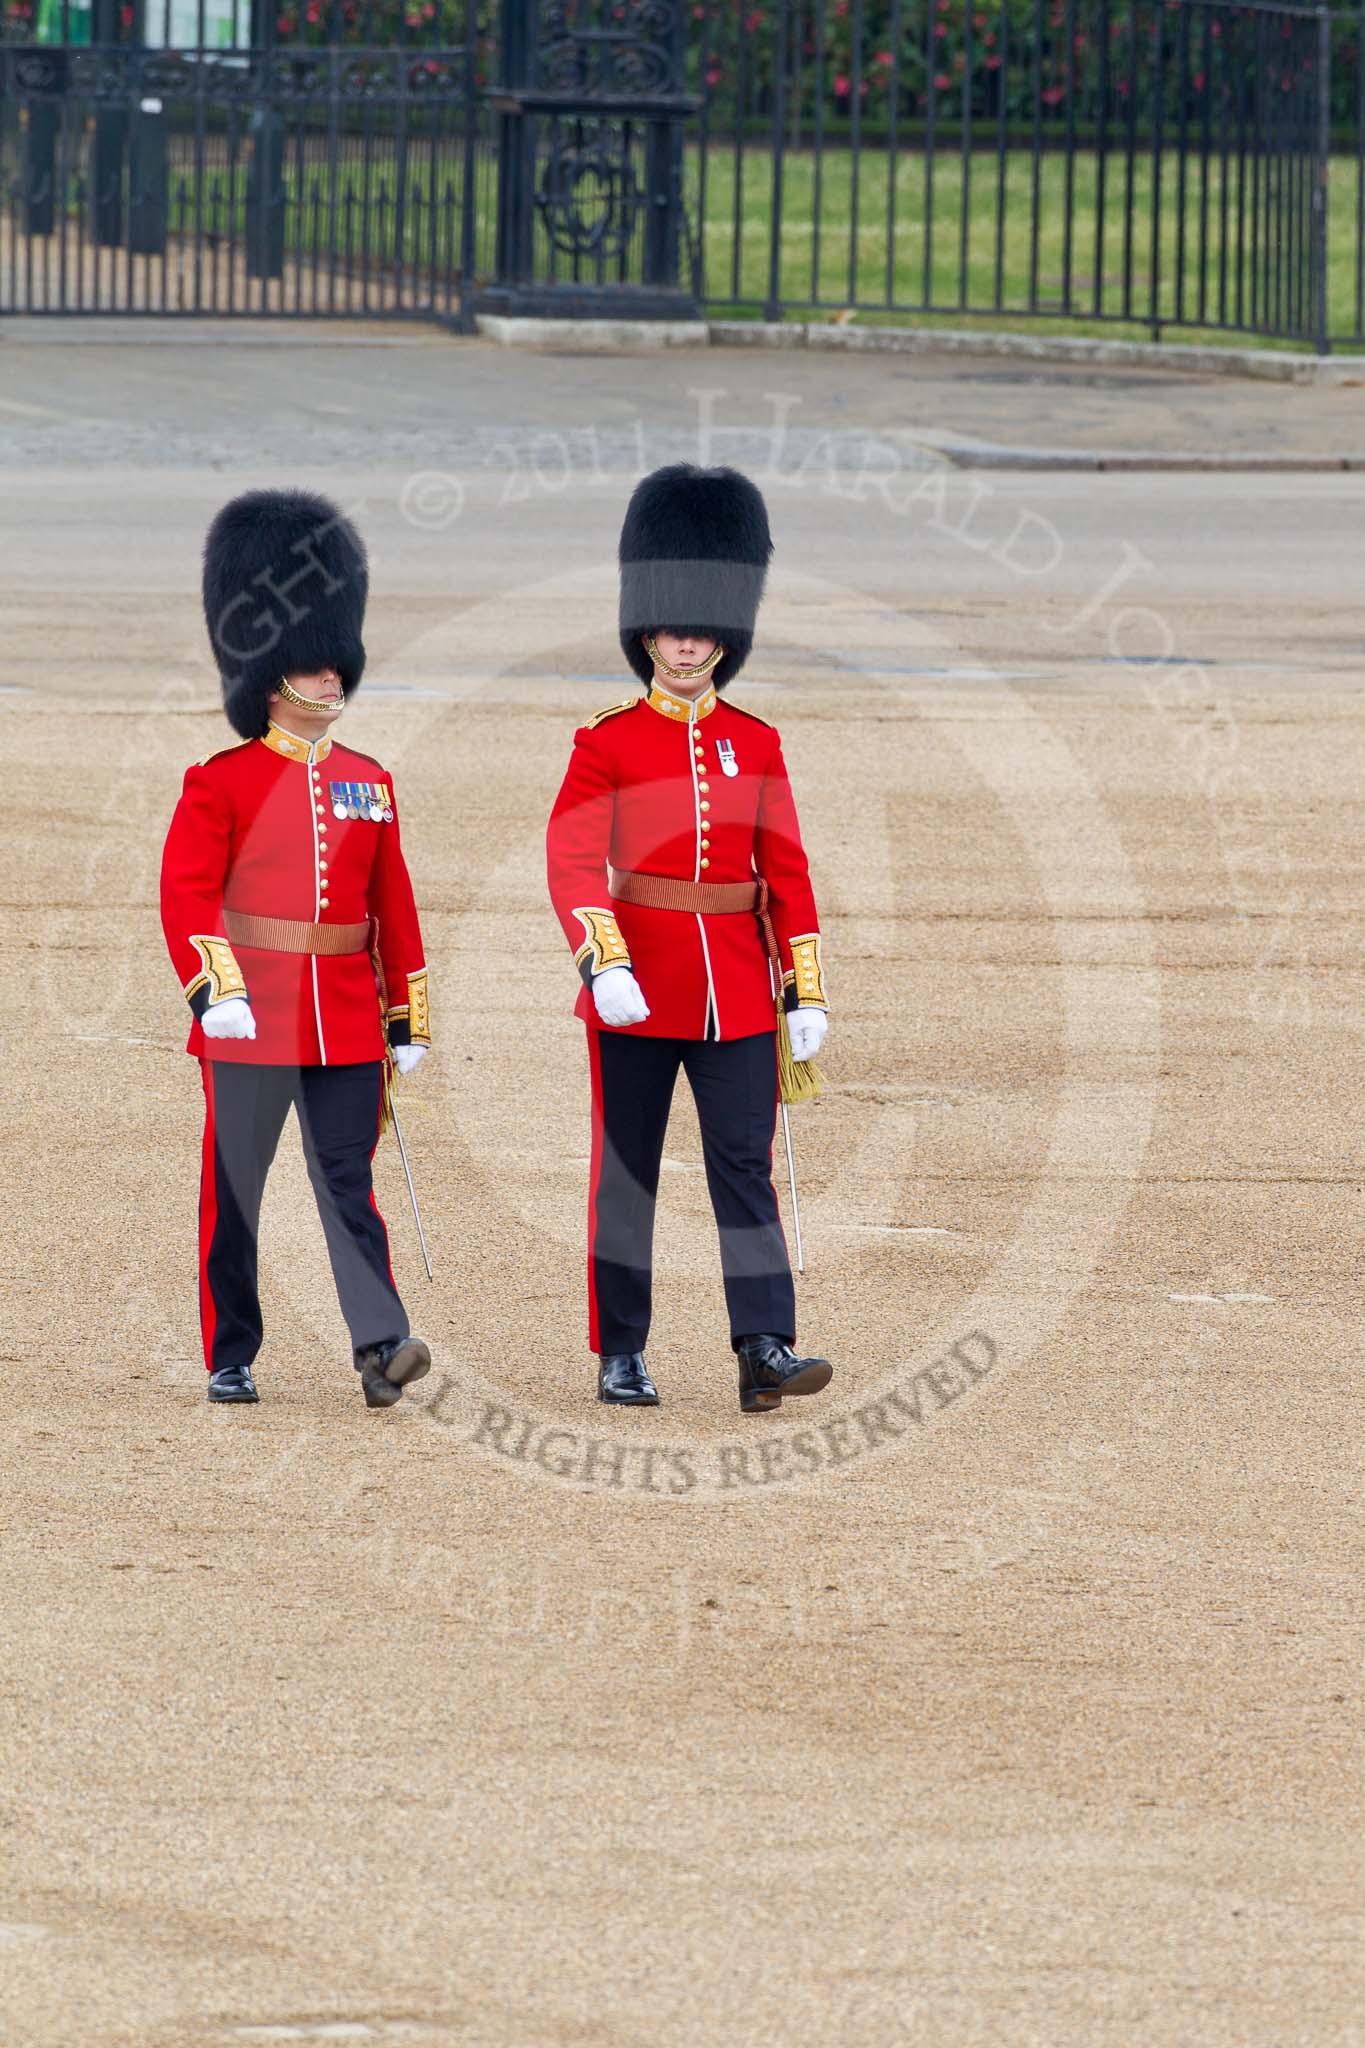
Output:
(546, 679), (826, 1040)
(160, 721), (429, 1066)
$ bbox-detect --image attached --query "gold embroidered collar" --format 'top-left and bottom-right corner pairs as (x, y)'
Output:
(262, 720), (335, 764)
(646, 680), (718, 724)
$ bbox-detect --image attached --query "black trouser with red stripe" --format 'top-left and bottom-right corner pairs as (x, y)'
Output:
(586, 1028), (795, 1357)
(197, 1058), (408, 1374)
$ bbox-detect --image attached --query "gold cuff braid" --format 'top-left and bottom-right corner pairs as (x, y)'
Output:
(406, 969), (430, 1044)
(784, 932), (826, 1009)
(572, 906), (632, 976)
(186, 933), (247, 1006)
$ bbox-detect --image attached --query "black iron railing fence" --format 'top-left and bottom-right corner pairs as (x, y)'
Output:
(1, 0), (1364, 345)
(692, 0), (1329, 342)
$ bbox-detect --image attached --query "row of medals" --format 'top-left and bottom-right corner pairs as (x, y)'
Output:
(332, 795), (394, 823)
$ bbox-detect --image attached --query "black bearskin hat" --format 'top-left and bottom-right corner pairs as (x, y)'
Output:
(202, 488), (368, 739)
(618, 463), (773, 690)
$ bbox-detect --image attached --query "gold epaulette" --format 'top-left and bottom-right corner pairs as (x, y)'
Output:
(195, 738), (251, 767)
(585, 697), (639, 730)
(725, 699), (773, 728)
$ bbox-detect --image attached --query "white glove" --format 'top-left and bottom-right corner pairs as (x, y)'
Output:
(787, 1006), (827, 1062)
(201, 996), (256, 1040)
(593, 966), (650, 1027)
(392, 1043), (428, 1077)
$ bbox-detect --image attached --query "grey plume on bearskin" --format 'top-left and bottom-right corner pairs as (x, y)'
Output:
(202, 487), (368, 739)
(618, 463), (773, 690)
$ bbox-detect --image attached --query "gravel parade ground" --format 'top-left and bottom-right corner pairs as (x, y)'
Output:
(0, 327), (1360, 2048)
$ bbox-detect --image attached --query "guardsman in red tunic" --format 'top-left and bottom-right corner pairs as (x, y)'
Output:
(546, 464), (834, 1414)
(160, 489), (432, 1410)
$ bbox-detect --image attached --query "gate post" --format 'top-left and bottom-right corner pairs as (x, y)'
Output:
(128, 98), (169, 257)
(244, 0), (285, 283)
(1312, 5), (1331, 354)
(20, 102), (59, 237)
(91, 104), (127, 247)
(90, 0), (125, 249)
(245, 105), (286, 280)
(641, 0), (689, 292)
(482, 0), (701, 319)
(763, 0), (787, 323)
(492, 0), (534, 290)
(13, 48), (68, 238)
(640, 115), (683, 289)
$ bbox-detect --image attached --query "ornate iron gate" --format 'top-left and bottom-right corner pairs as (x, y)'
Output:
(482, 0), (700, 317)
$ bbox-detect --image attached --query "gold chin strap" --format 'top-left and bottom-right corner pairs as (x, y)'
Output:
(276, 674), (344, 712)
(644, 635), (725, 683)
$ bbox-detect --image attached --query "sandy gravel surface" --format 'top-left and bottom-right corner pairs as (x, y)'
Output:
(0, 330), (1361, 2048)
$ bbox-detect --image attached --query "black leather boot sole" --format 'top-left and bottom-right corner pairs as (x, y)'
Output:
(358, 1336), (432, 1410)
(774, 1358), (833, 1398)
(737, 1349), (833, 1413)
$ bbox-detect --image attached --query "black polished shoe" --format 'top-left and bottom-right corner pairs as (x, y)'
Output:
(735, 1334), (833, 1414)
(207, 1363), (259, 1404)
(597, 1352), (659, 1405)
(356, 1335), (432, 1410)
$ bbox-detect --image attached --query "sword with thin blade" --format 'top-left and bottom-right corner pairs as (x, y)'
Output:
(389, 1090), (433, 1282)
(779, 1100), (805, 1275)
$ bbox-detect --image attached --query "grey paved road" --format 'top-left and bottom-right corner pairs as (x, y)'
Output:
(2, 320), (1365, 468)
